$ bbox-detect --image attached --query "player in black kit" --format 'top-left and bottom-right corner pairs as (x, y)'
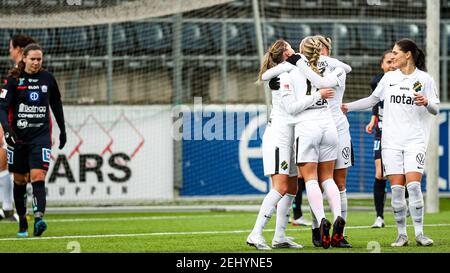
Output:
(0, 43), (66, 237)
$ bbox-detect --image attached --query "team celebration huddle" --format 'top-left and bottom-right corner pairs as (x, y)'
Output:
(247, 35), (439, 250)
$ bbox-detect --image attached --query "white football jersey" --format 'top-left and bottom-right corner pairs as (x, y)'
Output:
(372, 68), (440, 150)
(266, 72), (295, 148)
(317, 56), (349, 133)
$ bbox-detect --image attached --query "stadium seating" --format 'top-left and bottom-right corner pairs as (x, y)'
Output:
(226, 23), (257, 55)
(94, 23), (136, 56)
(392, 23), (425, 48)
(56, 27), (95, 56)
(0, 29), (11, 56)
(334, 23), (358, 55)
(113, 23), (135, 55)
(359, 23), (393, 55)
(134, 22), (172, 55)
(182, 23), (213, 55)
(264, 0), (286, 8)
(283, 23), (312, 49)
(336, 0), (358, 8)
(26, 28), (57, 56)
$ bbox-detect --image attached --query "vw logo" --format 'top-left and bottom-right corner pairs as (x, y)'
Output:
(416, 153), (425, 165)
(29, 92), (39, 101)
(342, 147), (350, 160)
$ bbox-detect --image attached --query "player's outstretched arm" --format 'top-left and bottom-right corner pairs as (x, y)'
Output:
(322, 56), (352, 73)
(342, 94), (380, 113)
(261, 62), (295, 81)
(292, 56), (343, 89)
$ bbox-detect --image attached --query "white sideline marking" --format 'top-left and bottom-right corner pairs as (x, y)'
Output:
(0, 223), (449, 242)
(0, 214), (237, 224)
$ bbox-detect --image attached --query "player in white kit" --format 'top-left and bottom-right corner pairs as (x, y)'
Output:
(262, 37), (347, 249)
(313, 35), (352, 248)
(261, 36), (352, 248)
(342, 39), (438, 247)
(248, 39), (309, 250)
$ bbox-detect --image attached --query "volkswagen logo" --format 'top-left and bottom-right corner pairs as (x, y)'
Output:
(342, 147), (350, 160)
(416, 153), (425, 165)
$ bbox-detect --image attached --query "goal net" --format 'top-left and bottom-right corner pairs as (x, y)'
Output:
(0, 0), (445, 205)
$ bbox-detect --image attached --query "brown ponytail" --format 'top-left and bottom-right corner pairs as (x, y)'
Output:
(257, 39), (288, 83)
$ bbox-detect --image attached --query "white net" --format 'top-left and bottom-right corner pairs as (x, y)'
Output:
(0, 0), (447, 203)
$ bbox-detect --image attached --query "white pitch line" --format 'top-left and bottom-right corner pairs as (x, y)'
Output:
(0, 214), (240, 224)
(0, 223), (449, 242)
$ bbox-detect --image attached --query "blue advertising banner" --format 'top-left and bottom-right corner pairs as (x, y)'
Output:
(181, 107), (450, 196)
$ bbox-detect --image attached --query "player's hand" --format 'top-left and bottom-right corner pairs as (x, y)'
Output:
(319, 88), (335, 99)
(4, 127), (18, 147)
(59, 131), (67, 150)
(286, 54), (301, 66)
(341, 104), (349, 114)
(366, 122), (374, 134)
(414, 92), (428, 106)
(269, 77), (280, 90)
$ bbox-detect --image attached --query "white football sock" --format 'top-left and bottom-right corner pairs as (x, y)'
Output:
(305, 180), (325, 223)
(340, 189), (348, 221)
(322, 178), (342, 222)
(391, 185), (407, 236)
(251, 189), (283, 235)
(273, 193), (295, 242)
(0, 170), (13, 211)
(310, 205), (319, 229)
(407, 182), (424, 237)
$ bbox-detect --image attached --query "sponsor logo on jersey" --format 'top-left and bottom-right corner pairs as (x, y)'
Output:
(18, 78), (25, 86)
(19, 103), (46, 113)
(28, 123), (44, 128)
(28, 78), (38, 83)
(280, 160), (288, 171)
(7, 149), (13, 164)
(41, 85), (48, 93)
(17, 119), (28, 129)
(0, 89), (7, 99)
(29, 92), (39, 101)
(342, 147), (350, 160)
(400, 87), (410, 91)
(416, 153), (425, 165)
(315, 98), (328, 106)
(413, 81), (423, 92)
(390, 94), (414, 105)
(42, 148), (52, 163)
(18, 103), (46, 119)
(28, 85), (40, 90)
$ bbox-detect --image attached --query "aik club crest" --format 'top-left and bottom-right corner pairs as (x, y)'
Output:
(413, 81), (423, 92)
